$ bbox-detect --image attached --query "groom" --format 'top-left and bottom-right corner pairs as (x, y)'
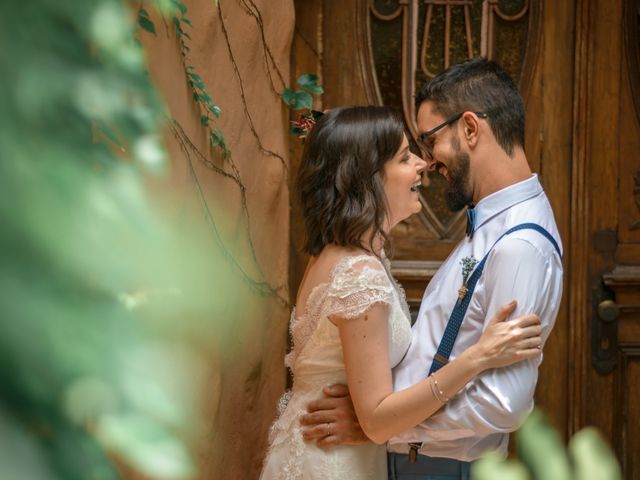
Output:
(299, 57), (563, 479)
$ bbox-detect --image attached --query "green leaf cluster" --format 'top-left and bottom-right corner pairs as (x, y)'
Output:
(0, 1), (244, 479)
(167, 1), (228, 157)
(472, 410), (622, 480)
(282, 74), (324, 110)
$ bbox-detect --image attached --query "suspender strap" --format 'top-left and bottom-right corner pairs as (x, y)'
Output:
(428, 223), (561, 375)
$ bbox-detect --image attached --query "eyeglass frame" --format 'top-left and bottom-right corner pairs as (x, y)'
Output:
(417, 111), (488, 159)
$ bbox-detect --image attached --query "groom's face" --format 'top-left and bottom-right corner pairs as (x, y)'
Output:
(416, 102), (472, 211)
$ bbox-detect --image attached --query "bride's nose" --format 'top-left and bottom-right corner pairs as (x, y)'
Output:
(415, 156), (429, 187)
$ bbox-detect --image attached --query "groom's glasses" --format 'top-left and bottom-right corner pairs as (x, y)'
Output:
(417, 111), (488, 160)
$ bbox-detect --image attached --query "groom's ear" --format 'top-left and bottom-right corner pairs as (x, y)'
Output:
(460, 112), (480, 149)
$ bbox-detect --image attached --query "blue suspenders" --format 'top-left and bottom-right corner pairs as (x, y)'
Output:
(428, 223), (562, 375)
(405, 223), (561, 463)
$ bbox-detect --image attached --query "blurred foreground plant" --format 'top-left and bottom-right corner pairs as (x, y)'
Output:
(472, 410), (622, 480)
(0, 1), (242, 479)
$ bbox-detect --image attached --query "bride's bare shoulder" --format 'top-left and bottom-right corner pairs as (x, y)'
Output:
(312, 245), (373, 277)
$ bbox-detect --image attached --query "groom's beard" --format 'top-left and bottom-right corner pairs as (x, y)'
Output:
(444, 136), (473, 212)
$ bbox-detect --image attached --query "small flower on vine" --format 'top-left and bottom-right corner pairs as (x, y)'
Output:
(290, 110), (323, 138)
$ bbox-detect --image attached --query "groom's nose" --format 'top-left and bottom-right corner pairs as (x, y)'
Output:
(421, 172), (430, 188)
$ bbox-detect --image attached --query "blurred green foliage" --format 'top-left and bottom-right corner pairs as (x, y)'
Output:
(0, 1), (241, 479)
(472, 410), (622, 480)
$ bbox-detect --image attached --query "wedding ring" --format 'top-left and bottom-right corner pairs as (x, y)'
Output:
(326, 422), (331, 437)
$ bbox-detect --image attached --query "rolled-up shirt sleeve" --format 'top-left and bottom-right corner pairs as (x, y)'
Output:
(409, 236), (563, 441)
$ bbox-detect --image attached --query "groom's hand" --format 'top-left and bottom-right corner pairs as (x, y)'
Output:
(300, 383), (369, 448)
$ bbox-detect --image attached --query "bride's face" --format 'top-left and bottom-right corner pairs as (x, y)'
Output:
(382, 135), (427, 229)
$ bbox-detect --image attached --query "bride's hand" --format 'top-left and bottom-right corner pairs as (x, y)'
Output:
(473, 300), (543, 371)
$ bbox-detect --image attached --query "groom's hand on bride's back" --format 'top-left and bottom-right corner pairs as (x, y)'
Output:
(299, 383), (369, 448)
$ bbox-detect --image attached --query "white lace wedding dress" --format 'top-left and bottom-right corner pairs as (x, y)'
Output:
(260, 254), (412, 480)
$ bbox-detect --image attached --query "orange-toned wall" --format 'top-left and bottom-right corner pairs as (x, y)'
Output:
(140, 1), (293, 477)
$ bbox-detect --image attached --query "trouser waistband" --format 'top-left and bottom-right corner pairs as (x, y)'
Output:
(387, 452), (472, 479)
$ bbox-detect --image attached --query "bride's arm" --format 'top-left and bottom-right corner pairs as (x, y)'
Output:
(334, 300), (541, 445)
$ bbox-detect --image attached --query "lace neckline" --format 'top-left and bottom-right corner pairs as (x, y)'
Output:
(294, 253), (384, 323)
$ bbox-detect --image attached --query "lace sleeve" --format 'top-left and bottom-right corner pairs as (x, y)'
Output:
(324, 255), (395, 320)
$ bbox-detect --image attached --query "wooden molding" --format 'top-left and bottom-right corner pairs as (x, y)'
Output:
(603, 265), (640, 286)
(624, 0), (640, 122)
(568, 0), (593, 436)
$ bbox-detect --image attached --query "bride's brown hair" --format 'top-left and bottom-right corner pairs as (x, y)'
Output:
(297, 106), (405, 256)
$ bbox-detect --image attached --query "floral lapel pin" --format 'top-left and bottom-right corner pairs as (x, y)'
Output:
(458, 256), (478, 303)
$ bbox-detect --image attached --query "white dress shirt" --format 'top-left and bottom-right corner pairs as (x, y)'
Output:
(389, 174), (563, 461)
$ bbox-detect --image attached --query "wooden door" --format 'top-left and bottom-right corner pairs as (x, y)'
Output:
(290, 0), (640, 476)
(574, 1), (640, 478)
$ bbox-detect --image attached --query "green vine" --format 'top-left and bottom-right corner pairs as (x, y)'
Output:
(134, 1), (323, 309)
(283, 73), (323, 111)
(138, 1), (229, 157)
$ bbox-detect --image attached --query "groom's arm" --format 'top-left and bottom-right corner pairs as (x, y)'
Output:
(394, 237), (563, 443)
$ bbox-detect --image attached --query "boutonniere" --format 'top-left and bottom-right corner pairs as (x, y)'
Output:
(458, 256), (478, 302)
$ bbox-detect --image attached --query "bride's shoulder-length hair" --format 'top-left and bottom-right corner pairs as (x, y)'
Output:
(297, 106), (404, 256)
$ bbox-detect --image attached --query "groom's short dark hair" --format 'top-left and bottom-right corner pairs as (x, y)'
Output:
(415, 57), (525, 157)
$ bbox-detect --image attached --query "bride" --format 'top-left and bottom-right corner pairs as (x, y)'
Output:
(260, 106), (542, 479)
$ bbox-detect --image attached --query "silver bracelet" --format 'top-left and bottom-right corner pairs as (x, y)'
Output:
(429, 375), (450, 404)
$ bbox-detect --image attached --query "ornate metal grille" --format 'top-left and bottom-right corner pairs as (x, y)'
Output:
(367, 0), (539, 239)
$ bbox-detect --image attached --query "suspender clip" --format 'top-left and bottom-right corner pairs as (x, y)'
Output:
(408, 443), (422, 463)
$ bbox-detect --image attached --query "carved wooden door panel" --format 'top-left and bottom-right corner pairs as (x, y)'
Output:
(290, 0), (639, 474)
(577, 1), (640, 478)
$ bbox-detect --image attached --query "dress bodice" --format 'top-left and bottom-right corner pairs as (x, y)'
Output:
(261, 254), (412, 480)
(285, 254), (412, 384)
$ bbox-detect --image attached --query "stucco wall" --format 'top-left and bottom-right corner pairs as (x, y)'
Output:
(140, 1), (293, 477)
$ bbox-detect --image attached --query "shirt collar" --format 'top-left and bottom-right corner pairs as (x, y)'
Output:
(472, 174), (542, 232)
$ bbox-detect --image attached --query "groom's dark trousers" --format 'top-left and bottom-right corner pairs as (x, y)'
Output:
(387, 453), (472, 480)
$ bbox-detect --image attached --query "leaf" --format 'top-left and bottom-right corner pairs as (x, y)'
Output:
(182, 31), (192, 40)
(302, 84), (323, 95)
(182, 17), (192, 26)
(297, 73), (323, 94)
(293, 91), (313, 110)
(282, 88), (295, 106)
(138, 8), (150, 18)
(471, 453), (529, 480)
(200, 115), (209, 126)
(517, 410), (571, 480)
(193, 92), (200, 102)
(172, 0), (187, 15)
(189, 73), (201, 81)
(210, 131), (221, 147)
(138, 16), (156, 35)
(211, 106), (221, 118)
(297, 73), (318, 86)
(186, 65), (196, 71)
(570, 428), (622, 480)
